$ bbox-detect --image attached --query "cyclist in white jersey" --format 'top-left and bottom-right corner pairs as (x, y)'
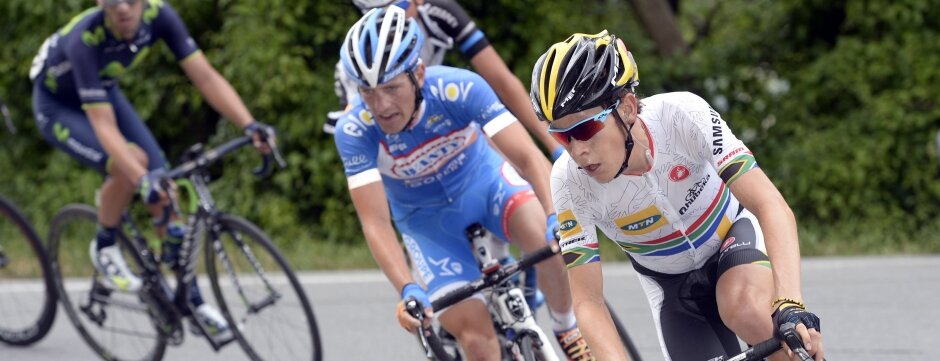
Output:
(529, 31), (825, 361)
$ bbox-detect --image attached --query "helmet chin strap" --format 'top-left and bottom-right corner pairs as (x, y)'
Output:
(397, 71), (424, 133)
(611, 108), (634, 179)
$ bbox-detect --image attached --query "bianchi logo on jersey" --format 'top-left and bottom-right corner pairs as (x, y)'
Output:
(388, 126), (475, 178)
(429, 78), (474, 102)
(615, 205), (667, 236)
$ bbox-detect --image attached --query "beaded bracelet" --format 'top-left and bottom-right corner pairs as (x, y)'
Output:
(771, 297), (805, 310)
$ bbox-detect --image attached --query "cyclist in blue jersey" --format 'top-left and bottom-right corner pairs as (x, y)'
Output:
(326, 0), (565, 161)
(530, 32), (824, 361)
(335, 8), (594, 361)
(29, 0), (274, 343)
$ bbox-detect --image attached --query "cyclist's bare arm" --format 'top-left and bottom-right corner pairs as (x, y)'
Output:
(85, 105), (148, 181)
(348, 181), (417, 296)
(470, 47), (562, 156)
(729, 169), (824, 359)
(489, 121), (555, 216)
(567, 262), (629, 361)
(179, 52), (254, 129)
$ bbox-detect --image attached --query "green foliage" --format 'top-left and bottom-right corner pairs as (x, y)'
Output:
(2, 0), (938, 271)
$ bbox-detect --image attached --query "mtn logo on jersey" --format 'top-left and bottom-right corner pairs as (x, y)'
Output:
(389, 126), (476, 178)
(429, 78), (474, 102)
(615, 205), (667, 236)
(558, 209), (582, 238)
(669, 164), (691, 182)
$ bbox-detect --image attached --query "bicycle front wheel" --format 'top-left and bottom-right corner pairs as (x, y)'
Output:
(606, 299), (643, 361)
(206, 214), (321, 361)
(48, 204), (166, 361)
(517, 332), (555, 361)
(0, 196), (57, 345)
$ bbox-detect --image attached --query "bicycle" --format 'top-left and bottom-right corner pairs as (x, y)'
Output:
(0, 195), (58, 346)
(0, 96), (59, 346)
(708, 322), (817, 361)
(46, 135), (322, 361)
(406, 223), (642, 361)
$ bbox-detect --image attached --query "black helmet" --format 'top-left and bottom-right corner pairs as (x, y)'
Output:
(530, 30), (639, 123)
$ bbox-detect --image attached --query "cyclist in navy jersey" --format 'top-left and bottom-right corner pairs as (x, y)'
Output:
(30, 0), (274, 343)
(336, 8), (594, 361)
(325, 0), (565, 161)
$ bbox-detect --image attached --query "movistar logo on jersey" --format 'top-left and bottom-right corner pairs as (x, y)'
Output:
(82, 27), (106, 47)
(615, 205), (667, 236)
(143, 0), (165, 24)
(53, 122), (70, 142)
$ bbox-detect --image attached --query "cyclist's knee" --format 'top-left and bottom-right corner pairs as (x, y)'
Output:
(717, 271), (773, 341)
(451, 329), (498, 361)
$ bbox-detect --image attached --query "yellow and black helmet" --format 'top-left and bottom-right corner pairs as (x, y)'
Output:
(530, 30), (639, 123)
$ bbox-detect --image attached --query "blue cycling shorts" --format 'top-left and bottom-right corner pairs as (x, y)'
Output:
(32, 82), (167, 175)
(395, 161), (537, 303)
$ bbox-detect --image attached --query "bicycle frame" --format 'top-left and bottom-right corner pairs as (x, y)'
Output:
(468, 225), (557, 361)
(82, 136), (282, 351)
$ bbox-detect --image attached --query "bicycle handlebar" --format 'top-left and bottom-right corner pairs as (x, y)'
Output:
(164, 135), (285, 180)
(431, 244), (559, 311)
(713, 322), (816, 361)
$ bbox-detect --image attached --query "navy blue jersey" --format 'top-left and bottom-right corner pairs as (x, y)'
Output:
(30, 0), (199, 108)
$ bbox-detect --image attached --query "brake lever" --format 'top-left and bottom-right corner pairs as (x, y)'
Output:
(404, 298), (434, 358)
(780, 322), (814, 361)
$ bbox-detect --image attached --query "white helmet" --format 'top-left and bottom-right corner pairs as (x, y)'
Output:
(351, 0), (408, 11)
(340, 7), (425, 88)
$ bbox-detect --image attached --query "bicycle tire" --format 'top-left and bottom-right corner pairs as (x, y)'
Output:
(606, 299), (644, 361)
(517, 332), (554, 361)
(0, 196), (57, 345)
(205, 214), (322, 361)
(48, 204), (167, 361)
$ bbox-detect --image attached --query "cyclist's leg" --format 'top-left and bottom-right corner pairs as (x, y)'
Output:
(712, 208), (784, 360)
(635, 268), (739, 361)
(483, 162), (573, 331)
(109, 87), (173, 230)
(437, 299), (500, 361)
(34, 85), (146, 290)
(33, 86), (141, 228)
(394, 196), (499, 360)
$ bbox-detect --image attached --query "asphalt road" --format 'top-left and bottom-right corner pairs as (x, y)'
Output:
(1, 255), (938, 360)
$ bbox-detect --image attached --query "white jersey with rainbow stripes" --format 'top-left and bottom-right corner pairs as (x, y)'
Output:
(551, 92), (759, 275)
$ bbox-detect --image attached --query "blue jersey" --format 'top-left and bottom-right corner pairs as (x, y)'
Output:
(335, 66), (518, 213)
(29, 0), (199, 108)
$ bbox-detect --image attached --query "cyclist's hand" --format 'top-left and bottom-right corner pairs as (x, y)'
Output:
(397, 283), (433, 334)
(545, 212), (560, 242)
(772, 301), (824, 361)
(244, 121), (275, 154)
(137, 170), (168, 204)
